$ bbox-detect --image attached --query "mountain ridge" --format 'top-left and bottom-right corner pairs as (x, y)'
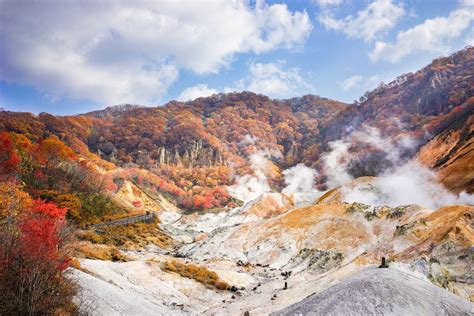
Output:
(1, 47), (473, 209)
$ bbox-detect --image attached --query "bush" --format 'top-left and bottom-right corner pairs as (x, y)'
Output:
(71, 242), (125, 262)
(77, 193), (124, 224)
(76, 220), (172, 251)
(163, 260), (229, 290)
(0, 199), (78, 314)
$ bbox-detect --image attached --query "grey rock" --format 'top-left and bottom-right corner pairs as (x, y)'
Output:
(273, 267), (473, 316)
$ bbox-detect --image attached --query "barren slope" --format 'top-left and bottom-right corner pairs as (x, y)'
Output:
(274, 267), (474, 316)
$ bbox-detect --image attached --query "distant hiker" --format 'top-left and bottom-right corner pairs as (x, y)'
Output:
(146, 210), (150, 215)
(379, 257), (389, 268)
(283, 282), (288, 290)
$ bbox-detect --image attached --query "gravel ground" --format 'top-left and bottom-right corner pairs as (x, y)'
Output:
(273, 266), (474, 316)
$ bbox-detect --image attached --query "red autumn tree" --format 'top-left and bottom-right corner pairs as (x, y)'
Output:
(0, 132), (21, 178)
(0, 198), (75, 314)
(192, 195), (207, 209)
(18, 200), (69, 270)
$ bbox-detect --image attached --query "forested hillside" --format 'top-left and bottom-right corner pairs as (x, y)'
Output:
(1, 47), (473, 214)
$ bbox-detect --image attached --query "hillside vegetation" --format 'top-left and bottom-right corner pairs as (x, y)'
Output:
(1, 46), (473, 315)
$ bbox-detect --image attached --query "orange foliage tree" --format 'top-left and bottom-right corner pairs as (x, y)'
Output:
(0, 195), (75, 314)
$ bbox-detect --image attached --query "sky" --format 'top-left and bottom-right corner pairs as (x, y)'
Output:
(0, 0), (473, 115)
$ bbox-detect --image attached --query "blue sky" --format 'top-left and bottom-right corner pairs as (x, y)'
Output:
(0, 0), (472, 115)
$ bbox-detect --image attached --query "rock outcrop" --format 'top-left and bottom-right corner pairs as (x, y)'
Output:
(156, 140), (226, 167)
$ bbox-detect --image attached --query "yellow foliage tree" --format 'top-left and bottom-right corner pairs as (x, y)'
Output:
(0, 182), (32, 220)
(55, 193), (82, 222)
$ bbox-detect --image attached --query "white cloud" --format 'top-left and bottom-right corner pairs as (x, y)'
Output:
(340, 75), (363, 91)
(249, 62), (304, 97)
(237, 61), (310, 98)
(461, 0), (474, 6)
(466, 27), (474, 45)
(319, 0), (405, 42)
(0, 1), (312, 105)
(177, 84), (218, 102)
(370, 3), (474, 62)
(181, 61), (312, 100)
(314, 0), (343, 7)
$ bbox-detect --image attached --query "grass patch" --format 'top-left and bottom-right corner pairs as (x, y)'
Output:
(77, 217), (174, 250)
(163, 260), (230, 291)
(71, 242), (126, 261)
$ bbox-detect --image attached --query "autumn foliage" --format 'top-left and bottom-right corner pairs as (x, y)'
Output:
(0, 47), (472, 214)
(0, 189), (76, 314)
(0, 132), (21, 178)
(163, 260), (230, 291)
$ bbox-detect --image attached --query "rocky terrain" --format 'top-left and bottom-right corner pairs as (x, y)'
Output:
(69, 181), (474, 314)
(1, 47), (473, 315)
(275, 267), (474, 315)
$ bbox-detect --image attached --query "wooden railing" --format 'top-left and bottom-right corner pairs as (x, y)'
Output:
(90, 212), (156, 229)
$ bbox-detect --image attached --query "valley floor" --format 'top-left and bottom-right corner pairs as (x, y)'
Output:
(71, 189), (474, 315)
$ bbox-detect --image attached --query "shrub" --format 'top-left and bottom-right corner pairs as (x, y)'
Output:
(0, 182), (32, 219)
(77, 220), (172, 251)
(71, 242), (125, 262)
(77, 193), (125, 224)
(163, 260), (229, 291)
(0, 199), (77, 314)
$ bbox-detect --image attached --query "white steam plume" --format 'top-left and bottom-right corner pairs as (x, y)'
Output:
(351, 126), (415, 163)
(343, 160), (474, 209)
(322, 125), (474, 209)
(282, 163), (318, 194)
(322, 139), (352, 187)
(227, 149), (281, 202)
(239, 134), (259, 146)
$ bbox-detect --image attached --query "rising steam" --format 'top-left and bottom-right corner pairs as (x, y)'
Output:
(322, 125), (474, 209)
(282, 163), (318, 194)
(228, 148), (319, 202)
(227, 149), (280, 202)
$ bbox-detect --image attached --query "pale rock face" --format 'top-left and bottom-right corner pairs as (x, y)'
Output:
(111, 178), (182, 224)
(72, 182), (474, 314)
(70, 259), (231, 315)
(173, 192), (322, 234)
(274, 267), (474, 316)
(155, 140), (226, 168)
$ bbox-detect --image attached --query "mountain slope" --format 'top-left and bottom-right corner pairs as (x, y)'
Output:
(1, 47), (473, 209)
(417, 112), (474, 193)
(274, 267), (474, 316)
(322, 46), (474, 143)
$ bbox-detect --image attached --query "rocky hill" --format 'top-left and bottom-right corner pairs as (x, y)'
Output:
(274, 267), (474, 315)
(1, 49), (473, 198)
(68, 192), (473, 314)
(322, 46), (474, 142)
(1, 47), (473, 315)
(417, 112), (474, 193)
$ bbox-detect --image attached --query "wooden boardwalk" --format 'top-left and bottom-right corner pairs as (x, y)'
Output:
(90, 212), (157, 229)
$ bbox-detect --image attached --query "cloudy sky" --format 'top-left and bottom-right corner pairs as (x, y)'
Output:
(0, 0), (473, 114)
